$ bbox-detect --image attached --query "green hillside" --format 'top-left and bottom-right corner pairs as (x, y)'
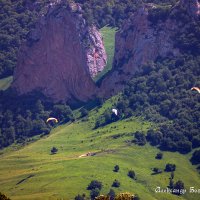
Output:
(0, 97), (199, 200)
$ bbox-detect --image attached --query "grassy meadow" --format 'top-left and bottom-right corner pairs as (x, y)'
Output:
(0, 97), (200, 200)
(94, 26), (117, 81)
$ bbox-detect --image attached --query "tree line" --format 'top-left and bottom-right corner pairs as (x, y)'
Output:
(0, 89), (74, 149)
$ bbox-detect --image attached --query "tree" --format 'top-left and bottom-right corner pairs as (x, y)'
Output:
(80, 108), (88, 118)
(0, 192), (11, 200)
(32, 119), (47, 134)
(74, 194), (85, 200)
(170, 171), (174, 179)
(146, 130), (163, 146)
(15, 114), (26, 137)
(51, 147), (58, 154)
(190, 150), (200, 165)
(169, 179), (174, 189)
(74, 195), (83, 200)
(103, 110), (112, 125)
(165, 163), (176, 172)
(95, 118), (102, 129)
(161, 138), (177, 152)
(87, 180), (102, 190)
(155, 152), (163, 159)
(4, 126), (15, 145)
(192, 135), (200, 148)
(173, 180), (185, 195)
(0, 129), (3, 148)
(51, 104), (74, 123)
(152, 168), (162, 174)
(133, 194), (140, 200)
(133, 131), (146, 146)
(177, 140), (192, 154)
(24, 118), (34, 137)
(128, 170), (136, 179)
(35, 100), (44, 113)
(112, 179), (120, 188)
(107, 189), (115, 200)
(3, 110), (13, 125)
(90, 188), (100, 200)
(96, 97), (104, 106)
(113, 165), (119, 172)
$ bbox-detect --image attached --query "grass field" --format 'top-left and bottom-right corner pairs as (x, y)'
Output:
(0, 97), (200, 200)
(0, 76), (13, 90)
(94, 26), (117, 81)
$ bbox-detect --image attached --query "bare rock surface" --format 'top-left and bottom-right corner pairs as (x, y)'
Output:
(13, 1), (106, 103)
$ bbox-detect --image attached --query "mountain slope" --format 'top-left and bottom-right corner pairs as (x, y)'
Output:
(0, 97), (199, 200)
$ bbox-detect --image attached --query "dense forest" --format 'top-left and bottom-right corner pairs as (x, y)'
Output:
(0, 0), (52, 78)
(75, 0), (178, 27)
(120, 55), (199, 154)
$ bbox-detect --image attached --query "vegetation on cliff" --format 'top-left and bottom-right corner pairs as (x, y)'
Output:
(0, 0), (50, 78)
(0, 0), (178, 78)
(75, 0), (178, 27)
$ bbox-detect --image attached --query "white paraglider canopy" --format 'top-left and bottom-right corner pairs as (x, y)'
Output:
(46, 117), (58, 123)
(112, 108), (118, 116)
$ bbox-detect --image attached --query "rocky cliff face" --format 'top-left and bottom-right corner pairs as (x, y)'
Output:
(13, 1), (106, 103)
(13, 0), (199, 103)
(99, 0), (200, 97)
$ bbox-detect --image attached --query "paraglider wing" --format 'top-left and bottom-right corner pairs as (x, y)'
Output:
(112, 108), (118, 116)
(46, 117), (58, 123)
(191, 87), (200, 93)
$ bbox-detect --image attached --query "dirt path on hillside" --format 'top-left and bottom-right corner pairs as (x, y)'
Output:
(78, 152), (96, 158)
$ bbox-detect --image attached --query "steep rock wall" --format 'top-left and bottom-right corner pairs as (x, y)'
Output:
(99, 0), (200, 97)
(12, 2), (106, 103)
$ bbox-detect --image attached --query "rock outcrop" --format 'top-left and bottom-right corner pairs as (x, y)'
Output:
(99, 0), (200, 97)
(13, 0), (199, 103)
(13, 1), (106, 103)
